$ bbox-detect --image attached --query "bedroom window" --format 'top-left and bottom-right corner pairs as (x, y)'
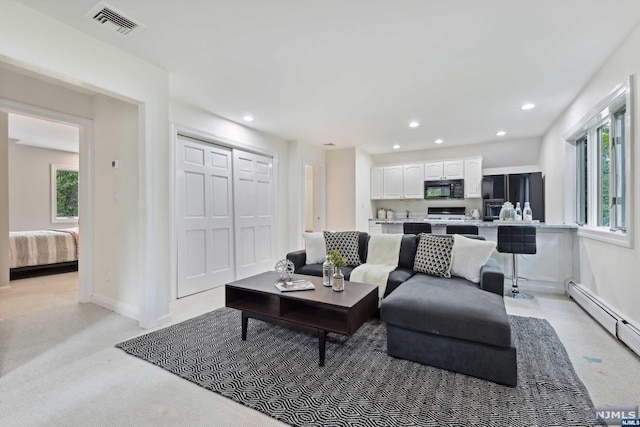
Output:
(51, 164), (79, 223)
(565, 77), (632, 247)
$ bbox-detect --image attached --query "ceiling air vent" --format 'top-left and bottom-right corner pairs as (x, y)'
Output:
(85, 2), (144, 37)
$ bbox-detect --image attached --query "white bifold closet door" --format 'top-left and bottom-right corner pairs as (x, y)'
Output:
(233, 150), (275, 279)
(176, 136), (235, 297)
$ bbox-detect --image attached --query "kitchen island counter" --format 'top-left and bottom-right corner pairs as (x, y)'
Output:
(370, 219), (577, 229)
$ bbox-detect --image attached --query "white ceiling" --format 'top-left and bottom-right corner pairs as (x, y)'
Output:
(16, 0), (640, 154)
(8, 113), (80, 153)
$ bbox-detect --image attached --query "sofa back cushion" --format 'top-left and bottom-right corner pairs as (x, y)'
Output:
(397, 234), (418, 269)
(358, 232), (369, 263)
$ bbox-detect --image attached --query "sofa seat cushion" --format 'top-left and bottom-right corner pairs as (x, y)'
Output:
(384, 267), (415, 297)
(380, 275), (511, 348)
(296, 264), (355, 280)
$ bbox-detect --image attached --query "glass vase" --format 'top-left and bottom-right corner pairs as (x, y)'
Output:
(332, 268), (344, 292)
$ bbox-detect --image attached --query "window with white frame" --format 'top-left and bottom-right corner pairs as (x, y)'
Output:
(51, 164), (79, 223)
(565, 77), (632, 247)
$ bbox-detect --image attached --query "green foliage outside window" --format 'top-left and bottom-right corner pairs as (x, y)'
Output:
(56, 170), (79, 218)
(599, 126), (610, 227)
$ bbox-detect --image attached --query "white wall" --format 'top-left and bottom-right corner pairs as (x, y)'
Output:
(8, 142), (78, 231)
(539, 25), (640, 326)
(0, 1), (171, 327)
(0, 112), (9, 287)
(304, 165), (313, 231)
(0, 68), (93, 120)
(372, 137), (542, 169)
(326, 148), (356, 231)
(92, 94), (140, 315)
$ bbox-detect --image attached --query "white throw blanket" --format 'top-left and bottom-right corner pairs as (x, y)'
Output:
(349, 234), (403, 300)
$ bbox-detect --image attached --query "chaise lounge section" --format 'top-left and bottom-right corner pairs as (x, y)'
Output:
(286, 232), (517, 386)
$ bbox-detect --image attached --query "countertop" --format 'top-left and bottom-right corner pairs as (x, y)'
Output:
(370, 218), (577, 229)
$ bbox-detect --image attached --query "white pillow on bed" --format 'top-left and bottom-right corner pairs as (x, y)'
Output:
(450, 234), (496, 284)
(303, 232), (327, 265)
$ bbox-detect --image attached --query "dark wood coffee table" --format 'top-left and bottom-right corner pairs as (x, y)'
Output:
(225, 271), (378, 366)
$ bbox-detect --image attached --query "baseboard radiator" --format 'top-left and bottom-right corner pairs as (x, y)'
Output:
(567, 281), (640, 357)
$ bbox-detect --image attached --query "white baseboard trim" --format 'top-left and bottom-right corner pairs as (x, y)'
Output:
(157, 314), (171, 325)
(91, 294), (139, 321)
(503, 279), (565, 295)
(567, 281), (640, 357)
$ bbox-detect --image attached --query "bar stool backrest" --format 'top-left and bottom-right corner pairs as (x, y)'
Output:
(497, 226), (536, 254)
(403, 222), (432, 234)
(446, 224), (479, 235)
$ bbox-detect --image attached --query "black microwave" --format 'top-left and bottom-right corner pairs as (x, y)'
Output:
(424, 179), (464, 199)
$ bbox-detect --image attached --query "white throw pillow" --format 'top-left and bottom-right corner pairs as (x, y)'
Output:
(450, 234), (497, 284)
(303, 232), (327, 264)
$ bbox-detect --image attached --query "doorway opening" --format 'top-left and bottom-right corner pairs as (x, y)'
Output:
(1, 111), (83, 318)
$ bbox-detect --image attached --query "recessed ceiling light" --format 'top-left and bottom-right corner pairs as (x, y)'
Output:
(434, 139), (444, 144)
(409, 121), (420, 128)
(393, 144), (400, 149)
(521, 103), (535, 110)
(243, 115), (254, 122)
(496, 130), (507, 136)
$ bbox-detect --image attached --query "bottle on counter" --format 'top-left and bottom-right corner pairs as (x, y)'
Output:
(523, 202), (533, 222)
(515, 202), (522, 221)
(322, 255), (333, 287)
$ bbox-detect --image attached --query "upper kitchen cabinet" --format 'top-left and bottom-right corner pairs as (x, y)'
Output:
(402, 163), (425, 199)
(424, 162), (444, 180)
(371, 167), (384, 199)
(443, 160), (464, 179)
(371, 164), (424, 199)
(425, 160), (464, 180)
(382, 166), (403, 199)
(464, 158), (483, 198)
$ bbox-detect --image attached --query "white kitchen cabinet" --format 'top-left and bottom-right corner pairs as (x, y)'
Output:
(383, 166), (403, 199)
(443, 160), (464, 179)
(464, 158), (483, 198)
(424, 160), (464, 180)
(370, 167), (383, 199)
(402, 164), (425, 198)
(424, 162), (444, 181)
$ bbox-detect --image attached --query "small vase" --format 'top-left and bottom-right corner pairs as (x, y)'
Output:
(332, 268), (344, 292)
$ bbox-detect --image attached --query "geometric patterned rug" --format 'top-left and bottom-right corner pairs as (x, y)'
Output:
(116, 308), (602, 426)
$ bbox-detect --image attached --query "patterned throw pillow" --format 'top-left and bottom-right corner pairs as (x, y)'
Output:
(413, 234), (454, 277)
(323, 231), (362, 267)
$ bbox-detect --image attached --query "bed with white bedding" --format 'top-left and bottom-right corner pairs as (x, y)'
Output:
(9, 228), (79, 278)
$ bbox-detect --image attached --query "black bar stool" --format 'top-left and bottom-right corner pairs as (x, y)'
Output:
(446, 224), (479, 235)
(497, 225), (536, 299)
(403, 222), (432, 234)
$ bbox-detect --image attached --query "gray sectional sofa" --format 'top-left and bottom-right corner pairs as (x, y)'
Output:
(286, 232), (518, 386)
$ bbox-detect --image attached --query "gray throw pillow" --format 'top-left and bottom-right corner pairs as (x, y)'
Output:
(413, 234), (454, 278)
(323, 231), (362, 267)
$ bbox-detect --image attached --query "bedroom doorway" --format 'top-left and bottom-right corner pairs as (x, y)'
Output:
(0, 99), (93, 315)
